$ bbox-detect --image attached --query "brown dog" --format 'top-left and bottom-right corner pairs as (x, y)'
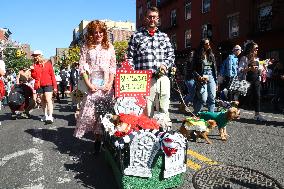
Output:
(219, 107), (240, 141)
(179, 118), (217, 144)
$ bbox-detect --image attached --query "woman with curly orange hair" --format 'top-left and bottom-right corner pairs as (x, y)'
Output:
(74, 20), (116, 154)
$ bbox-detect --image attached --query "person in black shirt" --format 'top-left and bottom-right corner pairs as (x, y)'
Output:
(59, 66), (69, 99)
(8, 75), (35, 119)
(70, 62), (79, 92)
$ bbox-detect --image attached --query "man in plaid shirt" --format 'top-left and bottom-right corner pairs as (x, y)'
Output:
(127, 6), (175, 118)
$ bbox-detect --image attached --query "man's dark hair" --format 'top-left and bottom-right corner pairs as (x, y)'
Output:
(146, 6), (159, 16)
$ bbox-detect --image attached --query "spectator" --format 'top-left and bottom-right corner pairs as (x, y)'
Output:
(54, 68), (61, 103)
(272, 61), (284, 112)
(192, 38), (218, 114)
(30, 50), (57, 124)
(127, 6), (175, 118)
(0, 57), (6, 119)
(183, 49), (197, 106)
(238, 41), (266, 121)
(8, 74), (35, 119)
(70, 62), (79, 92)
(220, 45), (242, 90)
(73, 20), (116, 154)
(59, 66), (69, 99)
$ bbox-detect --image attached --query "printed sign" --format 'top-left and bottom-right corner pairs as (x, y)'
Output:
(115, 69), (152, 97)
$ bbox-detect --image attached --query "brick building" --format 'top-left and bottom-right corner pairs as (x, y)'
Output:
(136, 0), (284, 64)
(0, 28), (12, 41)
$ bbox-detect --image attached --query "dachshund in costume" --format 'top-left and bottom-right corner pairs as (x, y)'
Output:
(180, 117), (217, 144)
(198, 107), (240, 141)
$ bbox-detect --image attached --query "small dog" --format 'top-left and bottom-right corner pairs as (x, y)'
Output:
(198, 107), (240, 141)
(180, 117), (217, 144)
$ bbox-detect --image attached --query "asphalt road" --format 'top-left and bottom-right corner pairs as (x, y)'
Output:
(0, 98), (283, 189)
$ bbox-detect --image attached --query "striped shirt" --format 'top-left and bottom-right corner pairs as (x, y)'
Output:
(127, 28), (175, 73)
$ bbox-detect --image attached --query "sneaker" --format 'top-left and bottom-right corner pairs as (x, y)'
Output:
(45, 116), (54, 124)
(254, 115), (267, 122)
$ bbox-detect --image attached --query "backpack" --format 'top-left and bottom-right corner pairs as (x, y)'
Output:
(8, 86), (25, 106)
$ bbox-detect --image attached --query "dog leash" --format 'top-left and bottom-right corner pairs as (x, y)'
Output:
(172, 77), (197, 118)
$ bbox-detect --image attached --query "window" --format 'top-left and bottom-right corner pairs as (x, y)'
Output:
(147, 0), (151, 9)
(201, 24), (212, 39)
(185, 2), (192, 20)
(171, 9), (177, 27)
(185, 29), (191, 48)
(170, 34), (177, 50)
(228, 14), (239, 38)
(258, 5), (272, 31)
(202, 0), (211, 13)
(138, 6), (143, 20)
(156, 0), (161, 7)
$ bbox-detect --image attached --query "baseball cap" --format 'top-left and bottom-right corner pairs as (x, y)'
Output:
(233, 45), (242, 51)
(31, 50), (43, 56)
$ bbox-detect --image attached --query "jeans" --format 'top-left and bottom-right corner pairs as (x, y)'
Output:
(193, 74), (216, 114)
(184, 79), (195, 104)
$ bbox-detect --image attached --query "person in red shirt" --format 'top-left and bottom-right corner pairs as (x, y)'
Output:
(30, 50), (57, 124)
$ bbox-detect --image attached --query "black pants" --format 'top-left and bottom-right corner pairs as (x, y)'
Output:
(248, 80), (261, 112)
(60, 82), (67, 99)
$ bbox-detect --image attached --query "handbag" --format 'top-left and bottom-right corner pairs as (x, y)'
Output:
(229, 77), (250, 96)
(77, 76), (88, 94)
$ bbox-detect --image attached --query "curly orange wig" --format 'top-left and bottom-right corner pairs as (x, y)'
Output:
(86, 20), (110, 49)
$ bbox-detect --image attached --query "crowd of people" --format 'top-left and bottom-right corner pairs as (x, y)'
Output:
(0, 6), (283, 152)
(183, 39), (284, 120)
(0, 50), (79, 123)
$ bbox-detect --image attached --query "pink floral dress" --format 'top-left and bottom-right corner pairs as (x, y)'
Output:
(74, 44), (116, 138)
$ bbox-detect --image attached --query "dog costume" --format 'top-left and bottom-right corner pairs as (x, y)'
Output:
(198, 111), (228, 129)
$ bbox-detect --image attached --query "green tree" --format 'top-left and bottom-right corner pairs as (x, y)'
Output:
(113, 41), (128, 63)
(3, 45), (32, 73)
(63, 45), (80, 68)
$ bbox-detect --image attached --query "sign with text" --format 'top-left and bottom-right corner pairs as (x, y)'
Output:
(115, 69), (152, 97)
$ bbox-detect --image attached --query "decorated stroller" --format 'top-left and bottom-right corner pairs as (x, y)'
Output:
(101, 62), (187, 189)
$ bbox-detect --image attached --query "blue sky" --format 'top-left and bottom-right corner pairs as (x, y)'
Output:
(0, 0), (136, 58)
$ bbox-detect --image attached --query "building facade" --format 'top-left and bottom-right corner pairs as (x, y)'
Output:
(0, 28), (12, 41)
(71, 20), (135, 46)
(136, 0), (284, 64)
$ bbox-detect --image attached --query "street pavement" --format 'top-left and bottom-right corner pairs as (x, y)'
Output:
(0, 98), (283, 189)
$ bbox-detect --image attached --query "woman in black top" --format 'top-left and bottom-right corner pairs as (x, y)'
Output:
(192, 38), (218, 114)
(238, 41), (266, 121)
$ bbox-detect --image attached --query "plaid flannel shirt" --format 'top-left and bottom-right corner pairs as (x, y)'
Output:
(127, 28), (175, 73)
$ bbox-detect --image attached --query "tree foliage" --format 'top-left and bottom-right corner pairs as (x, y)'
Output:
(3, 45), (32, 73)
(63, 45), (80, 68)
(113, 41), (128, 63)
